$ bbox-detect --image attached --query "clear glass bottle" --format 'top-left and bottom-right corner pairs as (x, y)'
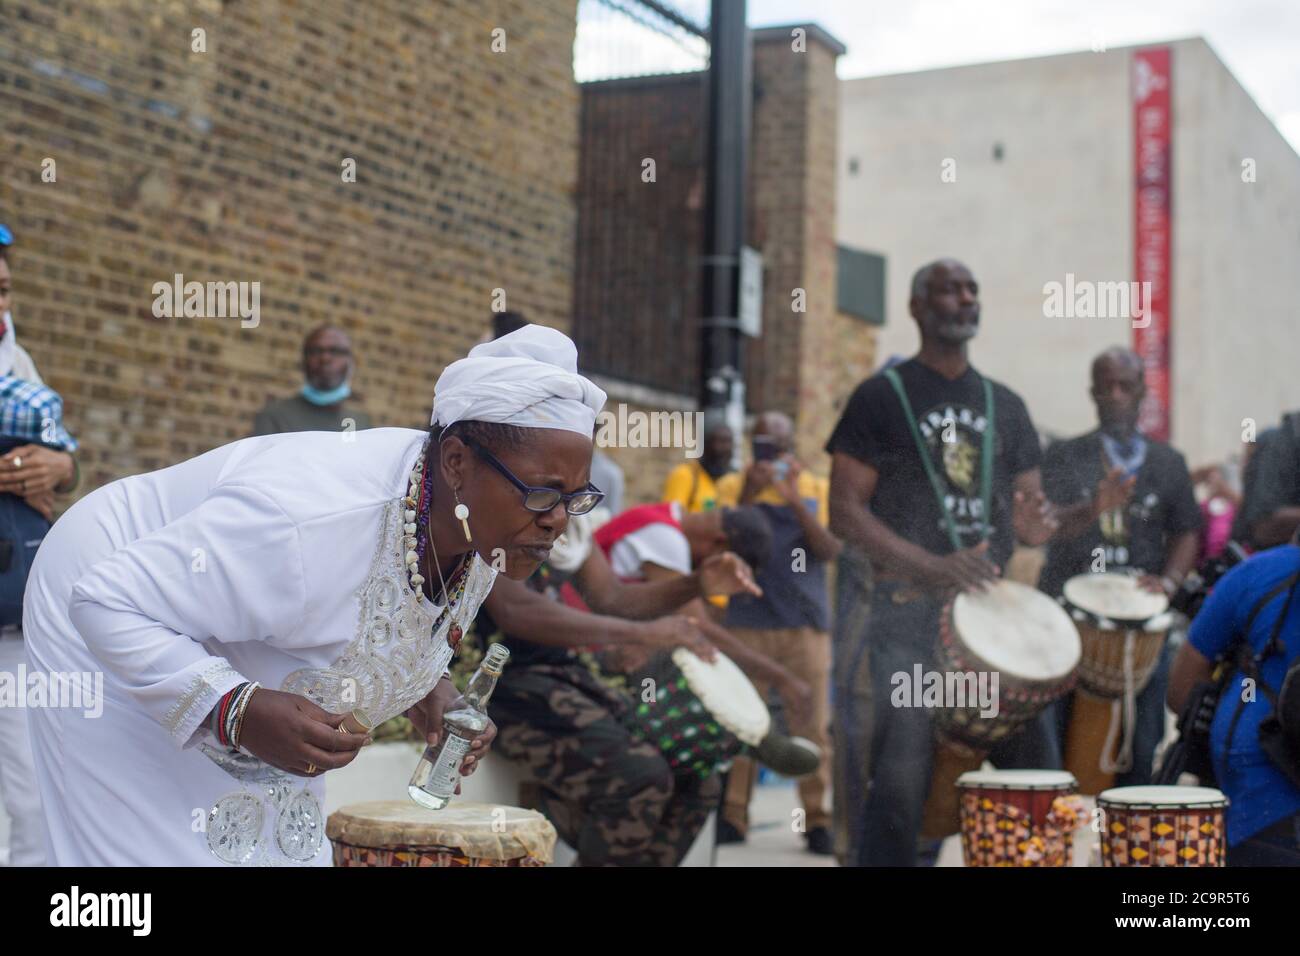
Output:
(408, 643), (510, 810)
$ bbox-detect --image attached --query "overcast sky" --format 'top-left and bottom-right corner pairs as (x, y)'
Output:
(744, 0), (1300, 153)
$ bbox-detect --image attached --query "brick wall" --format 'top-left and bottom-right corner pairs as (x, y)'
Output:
(0, 0), (579, 496)
(594, 394), (702, 507)
(750, 27), (870, 474)
(573, 72), (705, 397)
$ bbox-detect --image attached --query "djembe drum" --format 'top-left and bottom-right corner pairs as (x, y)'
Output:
(934, 579), (1082, 750)
(1096, 785), (1228, 867)
(625, 648), (771, 779)
(956, 769), (1086, 866)
(1061, 572), (1173, 793)
(327, 800), (556, 867)
(922, 580), (1081, 839)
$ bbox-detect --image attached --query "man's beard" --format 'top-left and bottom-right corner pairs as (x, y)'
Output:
(934, 316), (979, 343)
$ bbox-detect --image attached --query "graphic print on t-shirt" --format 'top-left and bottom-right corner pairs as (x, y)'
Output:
(1097, 489), (1164, 569)
(916, 399), (991, 543)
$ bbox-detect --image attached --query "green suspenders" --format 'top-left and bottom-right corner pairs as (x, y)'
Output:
(882, 367), (995, 552)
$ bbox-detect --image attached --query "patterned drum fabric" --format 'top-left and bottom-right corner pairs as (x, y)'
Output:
(327, 800), (556, 868)
(1097, 786), (1228, 867)
(627, 662), (740, 779)
(956, 770), (1085, 867)
(625, 649), (770, 779)
(332, 844), (545, 867)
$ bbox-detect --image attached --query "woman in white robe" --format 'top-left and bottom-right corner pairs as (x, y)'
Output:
(22, 325), (607, 866)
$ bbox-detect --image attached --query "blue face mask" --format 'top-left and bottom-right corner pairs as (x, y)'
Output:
(301, 380), (352, 406)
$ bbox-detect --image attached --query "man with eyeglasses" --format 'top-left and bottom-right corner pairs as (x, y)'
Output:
(252, 326), (373, 436)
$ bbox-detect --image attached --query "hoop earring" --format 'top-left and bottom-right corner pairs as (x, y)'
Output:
(453, 490), (472, 542)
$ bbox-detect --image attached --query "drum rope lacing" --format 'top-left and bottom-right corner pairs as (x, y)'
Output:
(1098, 629), (1140, 774)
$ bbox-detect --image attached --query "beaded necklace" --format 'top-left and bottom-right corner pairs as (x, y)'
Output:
(404, 438), (471, 649)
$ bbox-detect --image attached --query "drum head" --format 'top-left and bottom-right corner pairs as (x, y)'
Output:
(1063, 572), (1168, 623)
(326, 801), (557, 862)
(1097, 785), (1228, 809)
(672, 648), (771, 747)
(956, 769), (1077, 791)
(952, 579), (1081, 682)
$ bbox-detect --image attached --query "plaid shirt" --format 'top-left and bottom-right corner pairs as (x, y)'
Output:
(0, 375), (78, 452)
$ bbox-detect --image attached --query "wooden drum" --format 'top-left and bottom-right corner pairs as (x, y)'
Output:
(1097, 786), (1228, 867)
(327, 800), (557, 867)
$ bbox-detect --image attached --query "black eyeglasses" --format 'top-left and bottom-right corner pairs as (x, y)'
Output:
(464, 438), (605, 516)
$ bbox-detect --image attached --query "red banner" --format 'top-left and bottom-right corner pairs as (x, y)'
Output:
(1133, 47), (1172, 441)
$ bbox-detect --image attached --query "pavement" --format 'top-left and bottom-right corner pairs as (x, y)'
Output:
(716, 778), (839, 867)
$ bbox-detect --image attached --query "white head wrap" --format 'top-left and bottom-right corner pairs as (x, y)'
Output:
(432, 324), (606, 436)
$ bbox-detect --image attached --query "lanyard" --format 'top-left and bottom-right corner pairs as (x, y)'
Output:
(883, 367), (995, 552)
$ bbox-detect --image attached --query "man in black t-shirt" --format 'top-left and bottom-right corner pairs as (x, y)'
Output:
(1233, 410), (1300, 550)
(1039, 348), (1201, 786)
(826, 258), (1059, 867)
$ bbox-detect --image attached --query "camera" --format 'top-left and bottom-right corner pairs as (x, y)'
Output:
(1169, 540), (1249, 621)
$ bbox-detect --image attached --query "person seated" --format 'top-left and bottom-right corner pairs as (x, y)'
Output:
(481, 502), (812, 866)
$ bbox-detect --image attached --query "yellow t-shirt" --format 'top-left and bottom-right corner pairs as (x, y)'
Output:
(662, 461), (730, 607)
(714, 468), (830, 526)
(662, 461), (724, 514)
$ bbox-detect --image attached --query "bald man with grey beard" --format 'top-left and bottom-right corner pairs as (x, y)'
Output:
(826, 258), (1060, 867)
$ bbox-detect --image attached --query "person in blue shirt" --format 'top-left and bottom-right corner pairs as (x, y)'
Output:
(1169, 542), (1300, 865)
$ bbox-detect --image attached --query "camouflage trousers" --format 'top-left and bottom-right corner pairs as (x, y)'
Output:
(492, 662), (720, 867)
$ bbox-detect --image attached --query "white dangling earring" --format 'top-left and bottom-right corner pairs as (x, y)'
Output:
(454, 491), (472, 542)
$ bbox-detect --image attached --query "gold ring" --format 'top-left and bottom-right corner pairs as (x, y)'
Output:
(12, 456), (21, 469)
(306, 762), (317, 775)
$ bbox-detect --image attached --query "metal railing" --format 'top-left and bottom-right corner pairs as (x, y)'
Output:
(574, 0), (709, 85)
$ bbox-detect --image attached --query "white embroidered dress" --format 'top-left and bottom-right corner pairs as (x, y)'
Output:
(23, 428), (497, 866)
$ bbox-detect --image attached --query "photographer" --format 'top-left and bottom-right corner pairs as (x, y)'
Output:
(714, 411), (840, 853)
(1168, 540), (1300, 865)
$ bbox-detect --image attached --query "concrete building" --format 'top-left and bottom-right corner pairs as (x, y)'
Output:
(838, 38), (1300, 467)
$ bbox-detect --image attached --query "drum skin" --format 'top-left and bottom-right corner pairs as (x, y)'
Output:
(934, 593), (1078, 751)
(326, 801), (555, 868)
(1097, 786), (1227, 867)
